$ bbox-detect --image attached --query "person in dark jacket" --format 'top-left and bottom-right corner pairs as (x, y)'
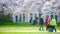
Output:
(39, 16), (44, 31)
(32, 17), (38, 25)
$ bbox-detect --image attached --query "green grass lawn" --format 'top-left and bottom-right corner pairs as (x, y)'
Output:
(0, 26), (39, 30)
(0, 22), (60, 30)
(0, 32), (60, 34)
(0, 22), (60, 34)
(0, 26), (60, 30)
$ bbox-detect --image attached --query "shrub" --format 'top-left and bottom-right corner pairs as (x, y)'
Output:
(0, 14), (12, 25)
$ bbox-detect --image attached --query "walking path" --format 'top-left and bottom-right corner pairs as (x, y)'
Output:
(0, 30), (60, 32)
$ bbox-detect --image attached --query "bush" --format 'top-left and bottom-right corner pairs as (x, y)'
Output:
(0, 14), (12, 25)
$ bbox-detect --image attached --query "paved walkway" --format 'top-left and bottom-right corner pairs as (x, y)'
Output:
(0, 30), (60, 32)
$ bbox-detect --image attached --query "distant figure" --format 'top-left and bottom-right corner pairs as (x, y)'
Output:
(50, 16), (57, 32)
(32, 17), (38, 25)
(55, 15), (57, 22)
(39, 16), (44, 31)
(29, 17), (33, 24)
(18, 19), (21, 26)
(46, 16), (51, 31)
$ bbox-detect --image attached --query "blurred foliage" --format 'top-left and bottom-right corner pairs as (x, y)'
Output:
(0, 12), (12, 25)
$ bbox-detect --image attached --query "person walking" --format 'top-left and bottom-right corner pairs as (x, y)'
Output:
(50, 16), (57, 32)
(39, 16), (44, 31)
(46, 16), (51, 31)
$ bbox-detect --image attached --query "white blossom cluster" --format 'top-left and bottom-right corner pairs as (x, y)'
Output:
(0, 0), (60, 15)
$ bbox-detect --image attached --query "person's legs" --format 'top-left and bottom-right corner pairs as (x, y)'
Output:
(54, 26), (57, 32)
(46, 24), (48, 31)
(46, 26), (47, 30)
(51, 26), (56, 32)
(39, 25), (42, 31)
(55, 28), (56, 32)
(46, 26), (49, 31)
(51, 26), (54, 32)
(42, 25), (44, 31)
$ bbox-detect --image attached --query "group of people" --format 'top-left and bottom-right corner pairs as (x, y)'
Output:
(29, 14), (57, 32)
(39, 15), (57, 32)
